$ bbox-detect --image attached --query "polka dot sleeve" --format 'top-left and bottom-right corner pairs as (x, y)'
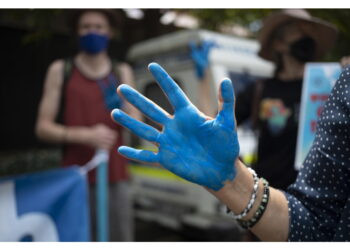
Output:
(284, 66), (350, 241)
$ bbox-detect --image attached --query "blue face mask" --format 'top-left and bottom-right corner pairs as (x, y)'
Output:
(79, 33), (109, 54)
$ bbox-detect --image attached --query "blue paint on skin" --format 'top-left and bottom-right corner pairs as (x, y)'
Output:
(111, 109), (160, 142)
(189, 40), (217, 79)
(118, 146), (158, 163)
(111, 63), (240, 191)
(118, 84), (170, 124)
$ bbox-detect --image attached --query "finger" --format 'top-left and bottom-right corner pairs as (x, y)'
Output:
(118, 146), (159, 163)
(105, 131), (118, 139)
(111, 109), (160, 143)
(101, 137), (115, 145)
(216, 78), (236, 129)
(118, 84), (170, 125)
(103, 143), (114, 151)
(100, 137), (117, 148)
(105, 136), (117, 144)
(148, 62), (191, 110)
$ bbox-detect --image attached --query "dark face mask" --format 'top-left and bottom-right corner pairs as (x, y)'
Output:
(79, 33), (109, 54)
(289, 36), (316, 62)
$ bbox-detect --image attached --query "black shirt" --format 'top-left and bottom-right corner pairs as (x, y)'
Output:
(236, 77), (302, 189)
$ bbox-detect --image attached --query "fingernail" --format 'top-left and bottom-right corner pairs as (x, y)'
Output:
(111, 109), (121, 118)
(148, 62), (158, 70)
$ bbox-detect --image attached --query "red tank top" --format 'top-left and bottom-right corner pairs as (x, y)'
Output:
(62, 65), (128, 183)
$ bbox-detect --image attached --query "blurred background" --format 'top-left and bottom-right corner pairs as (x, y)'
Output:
(2, 9), (350, 158)
(0, 9), (349, 242)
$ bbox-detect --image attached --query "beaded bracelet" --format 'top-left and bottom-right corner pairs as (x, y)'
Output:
(237, 178), (270, 229)
(226, 167), (259, 220)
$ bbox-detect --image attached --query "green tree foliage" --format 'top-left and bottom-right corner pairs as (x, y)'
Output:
(0, 9), (65, 43)
(186, 9), (273, 31)
(1, 9), (349, 60)
(186, 9), (350, 61)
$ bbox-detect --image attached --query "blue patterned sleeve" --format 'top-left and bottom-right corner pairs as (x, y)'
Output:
(284, 66), (350, 241)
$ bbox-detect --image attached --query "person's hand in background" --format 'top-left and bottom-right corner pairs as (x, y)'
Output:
(189, 40), (217, 80)
(111, 63), (239, 191)
(87, 123), (118, 150)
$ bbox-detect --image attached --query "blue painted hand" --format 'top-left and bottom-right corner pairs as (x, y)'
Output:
(111, 63), (239, 191)
(189, 40), (217, 79)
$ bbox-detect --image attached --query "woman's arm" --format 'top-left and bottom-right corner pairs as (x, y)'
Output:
(209, 159), (290, 241)
(218, 66), (350, 241)
(111, 63), (350, 242)
(111, 62), (291, 240)
(283, 66), (350, 241)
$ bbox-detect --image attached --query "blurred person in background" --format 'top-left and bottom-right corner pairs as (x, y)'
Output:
(234, 9), (338, 190)
(35, 9), (140, 241)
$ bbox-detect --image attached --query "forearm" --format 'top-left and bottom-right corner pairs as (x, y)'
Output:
(208, 160), (290, 241)
(36, 121), (90, 145)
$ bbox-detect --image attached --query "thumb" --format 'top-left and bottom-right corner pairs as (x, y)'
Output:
(216, 78), (236, 129)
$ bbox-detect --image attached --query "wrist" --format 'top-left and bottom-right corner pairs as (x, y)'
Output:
(208, 160), (255, 215)
(79, 127), (93, 145)
(64, 126), (92, 145)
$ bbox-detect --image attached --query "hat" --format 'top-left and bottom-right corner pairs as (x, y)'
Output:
(258, 9), (338, 62)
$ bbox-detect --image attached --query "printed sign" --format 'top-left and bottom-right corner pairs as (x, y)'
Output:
(295, 63), (342, 170)
(0, 167), (90, 242)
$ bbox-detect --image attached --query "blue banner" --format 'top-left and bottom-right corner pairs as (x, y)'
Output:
(0, 167), (90, 242)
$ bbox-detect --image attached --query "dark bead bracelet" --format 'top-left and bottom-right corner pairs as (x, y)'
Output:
(237, 178), (270, 229)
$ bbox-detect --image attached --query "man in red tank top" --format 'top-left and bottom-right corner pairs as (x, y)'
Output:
(35, 9), (140, 241)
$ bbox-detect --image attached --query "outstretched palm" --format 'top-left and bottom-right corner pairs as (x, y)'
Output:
(112, 63), (239, 191)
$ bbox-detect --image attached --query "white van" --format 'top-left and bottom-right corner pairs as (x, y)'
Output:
(126, 29), (274, 238)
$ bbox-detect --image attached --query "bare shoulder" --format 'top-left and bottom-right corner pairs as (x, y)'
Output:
(48, 59), (65, 75)
(45, 59), (65, 88)
(38, 59), (66, 120)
